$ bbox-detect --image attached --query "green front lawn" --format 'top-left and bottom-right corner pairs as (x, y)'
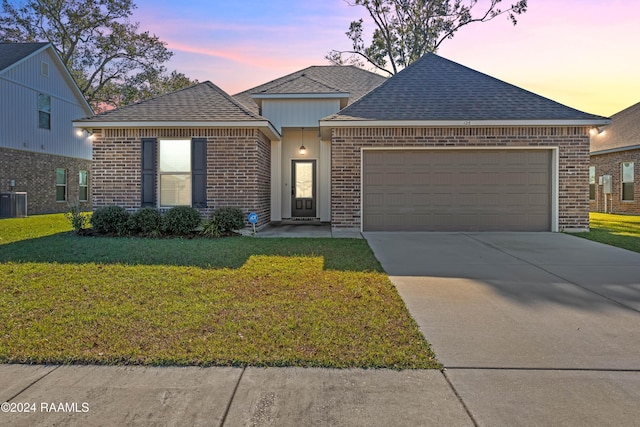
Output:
(572, 212), (640, 253)
(0, 214), (438, 369)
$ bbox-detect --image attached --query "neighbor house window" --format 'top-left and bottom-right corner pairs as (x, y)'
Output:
(56, 168), (66, 202)
(159, 139), (191, 206)
(79, 170), (89, 202)
(622, 162), (634, 201)
(38, 94), (51, 129)
(589, 166), (596, 201)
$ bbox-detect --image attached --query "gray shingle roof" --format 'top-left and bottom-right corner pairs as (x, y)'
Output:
(0, 42), (49, 72)
(76, 81), (264, 123)
(234, 66), (387, 114)
(590, 102), (640, 153)
(326, 53), (608, 122)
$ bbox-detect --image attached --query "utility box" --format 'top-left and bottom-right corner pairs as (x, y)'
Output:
(599, 175), (612, 194)
(0, 192), (28, 218)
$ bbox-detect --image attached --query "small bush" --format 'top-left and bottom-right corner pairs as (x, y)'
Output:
(65, 202), (88, 233)
(212, 207), (245, 233)
(91, 206), (131, 235)
(131, 207), (163, 236)
(163, 206), (202, 235)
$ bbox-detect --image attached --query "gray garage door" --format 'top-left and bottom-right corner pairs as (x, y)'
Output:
(363, 149), (552, 231)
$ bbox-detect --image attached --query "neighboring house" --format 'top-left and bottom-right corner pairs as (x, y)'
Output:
(589, 102), (640, 214)
(0, 42), (93, 215)
(74, 53), (609, 232)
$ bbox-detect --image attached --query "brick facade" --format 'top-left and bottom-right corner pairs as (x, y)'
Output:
(589, 149), (640, 215)
(92, 128), (271, 226)
(0, 147), (92, 215)
(331, 126), (591, 231)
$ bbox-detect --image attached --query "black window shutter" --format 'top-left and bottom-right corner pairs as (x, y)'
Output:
(192, 138), (207, 208)
(141, 138), (157, 207)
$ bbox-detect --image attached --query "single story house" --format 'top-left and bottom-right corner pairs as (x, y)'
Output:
(0, 43), (93, 216)
(74, 53), (609, 232)
(589, 102), (640, 214)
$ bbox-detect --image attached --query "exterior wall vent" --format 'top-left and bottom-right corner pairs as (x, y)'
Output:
(41, 61), (49, 77)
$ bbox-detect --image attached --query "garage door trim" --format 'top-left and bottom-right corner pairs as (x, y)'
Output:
(360, 146), (559, 232)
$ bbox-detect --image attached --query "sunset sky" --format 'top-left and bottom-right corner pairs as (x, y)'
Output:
(134, 0), (640, 117)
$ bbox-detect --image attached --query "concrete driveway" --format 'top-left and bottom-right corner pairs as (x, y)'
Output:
(365, 232), (640, 426)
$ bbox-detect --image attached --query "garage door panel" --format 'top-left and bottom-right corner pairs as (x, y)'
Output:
(363, 149), (552, 231)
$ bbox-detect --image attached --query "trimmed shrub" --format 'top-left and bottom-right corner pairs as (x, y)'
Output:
(212, 207), (245, 233)
(163, 206), (202, 235)
(91, 206), (131, 235)
(131, 207), (163, 236)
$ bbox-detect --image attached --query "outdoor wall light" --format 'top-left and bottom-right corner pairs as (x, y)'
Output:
(299, 127), (306, 155)
(590, 126), (605, 136)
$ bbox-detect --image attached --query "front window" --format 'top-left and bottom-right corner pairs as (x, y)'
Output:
(38, 94), (51, 129)
(622, 162), (634, 201)
(79, 170), (89, 202)
(56, 168), (66, 202)
(589, 166), (596, 201)
(159, 139), (191, 206)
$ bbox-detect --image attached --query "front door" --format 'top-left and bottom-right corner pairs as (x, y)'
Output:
(291, 160), (316, 217)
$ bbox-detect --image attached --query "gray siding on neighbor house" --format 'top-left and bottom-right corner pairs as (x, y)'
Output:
(0, 48), (91, 160)
(261, 99), (341, 132)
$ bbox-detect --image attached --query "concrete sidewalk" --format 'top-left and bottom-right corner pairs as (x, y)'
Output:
(365, 232), (640, 426)
(0, 365), (471, 426)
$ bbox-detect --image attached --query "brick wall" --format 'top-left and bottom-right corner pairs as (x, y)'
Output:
(589, 149), (640, 215)
(331, 126), (591, 231)
(93, 128), (271, 226)
(0, 147), (92, 215)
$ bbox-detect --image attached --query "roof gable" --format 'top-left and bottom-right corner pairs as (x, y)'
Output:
(326, 53), (608, 123)
(0, 42), (93, 116)
(0, 42), (49, 72)
(234, 65), (386, 114)
(591, 102), (640, 153)
(76, 81), (264, 123)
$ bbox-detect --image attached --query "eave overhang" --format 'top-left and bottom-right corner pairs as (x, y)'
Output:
(318, 118), (612, 139)
(73, 120), (282, 141)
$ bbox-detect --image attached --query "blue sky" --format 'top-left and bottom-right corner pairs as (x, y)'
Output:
(134, 0), (640, 117)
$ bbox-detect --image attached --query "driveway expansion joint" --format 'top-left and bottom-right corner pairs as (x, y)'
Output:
(219, 366), (246, 427)
(441, 370), (479, 427)
(5, 365), (61, 402)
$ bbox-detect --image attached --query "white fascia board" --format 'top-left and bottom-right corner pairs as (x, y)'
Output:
(252, 93), (349, 100)
(320, 118), (612, 128)
(72, 120), (282, 140)
(591, 144), (640, 156)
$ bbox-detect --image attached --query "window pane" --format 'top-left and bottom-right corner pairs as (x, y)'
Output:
(589, 166), (595, 184)
(160, 174), (191, 206)
(159, 140), (191, 172)
(39, 111), (50, 129)
(622, 162), (634, 183)
(79, 171), (87, 186)
(295, 162), (313, 198)
(38, 94), (50, 112)
(79, 186), (88, 202)
(56, 169), (66, 185)
(56, 186), (66, 202)
(589, 184), (595, 201)
(622, 182), (634, 201)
